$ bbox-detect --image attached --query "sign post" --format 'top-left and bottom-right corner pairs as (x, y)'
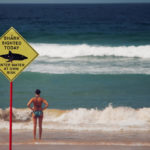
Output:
(9, 82), (13, 150)
(0, 27), (39, 150)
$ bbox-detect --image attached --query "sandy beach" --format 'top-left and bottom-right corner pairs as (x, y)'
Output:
(0, 129), (150, 150)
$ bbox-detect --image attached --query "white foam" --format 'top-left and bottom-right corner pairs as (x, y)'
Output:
(1, 105), (150, 131)
(26, 58), (150, 74)
(24, 43), (150, 74)
(31, 43), (150, 58)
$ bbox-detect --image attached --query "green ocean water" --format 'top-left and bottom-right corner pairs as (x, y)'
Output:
(0, 72), (150, 109)
(0, 4), (150, 110)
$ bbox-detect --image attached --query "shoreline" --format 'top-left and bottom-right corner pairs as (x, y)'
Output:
(0, 129), (150, 150)
(1, 145), (150, 150)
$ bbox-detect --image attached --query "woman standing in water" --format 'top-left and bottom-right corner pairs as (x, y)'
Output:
(27, 89), (48, 140)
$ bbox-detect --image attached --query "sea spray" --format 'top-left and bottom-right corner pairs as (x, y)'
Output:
(31, 43), (150, 58)
(23, 43), (150, 74)
(0, 105), (150, 131)
(0, 108), (31, 122)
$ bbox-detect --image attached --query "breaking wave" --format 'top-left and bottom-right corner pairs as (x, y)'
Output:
(24, 43), (150, 74)
(31, 43), (150, 58)
(1, 105), (150, 131)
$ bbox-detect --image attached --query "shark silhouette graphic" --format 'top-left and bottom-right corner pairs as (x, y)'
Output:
(0, 51), (28, 62)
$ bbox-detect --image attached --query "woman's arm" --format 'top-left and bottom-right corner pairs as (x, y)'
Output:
(27, 98), (34, 111)
(42, 99), (49, 111)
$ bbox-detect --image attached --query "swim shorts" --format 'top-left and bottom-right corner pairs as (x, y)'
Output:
(33, 110), (43, 117)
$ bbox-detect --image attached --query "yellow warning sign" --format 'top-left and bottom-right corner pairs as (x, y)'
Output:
(0, 27), (38, 81)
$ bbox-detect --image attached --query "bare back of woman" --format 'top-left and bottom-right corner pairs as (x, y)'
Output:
(27, 89), (48, 140)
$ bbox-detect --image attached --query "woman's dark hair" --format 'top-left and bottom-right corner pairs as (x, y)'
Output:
(35, 89), (41, 95)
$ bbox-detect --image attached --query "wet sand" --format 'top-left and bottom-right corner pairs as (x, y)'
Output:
(0, 129), (150, 150)
(1, 145), (150, 150)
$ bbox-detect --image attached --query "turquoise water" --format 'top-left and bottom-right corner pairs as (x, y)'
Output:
(0, 73), (150, 109)
(0, 4), (150, 110)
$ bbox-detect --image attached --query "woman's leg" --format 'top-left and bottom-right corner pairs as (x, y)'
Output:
(33, 116), (37, 140)
(39, 116), (43, 140)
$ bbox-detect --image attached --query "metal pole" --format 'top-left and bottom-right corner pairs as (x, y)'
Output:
(9, 81), (13, 150)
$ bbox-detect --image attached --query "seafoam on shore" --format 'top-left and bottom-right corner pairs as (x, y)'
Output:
(0, 105), (150, 131)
